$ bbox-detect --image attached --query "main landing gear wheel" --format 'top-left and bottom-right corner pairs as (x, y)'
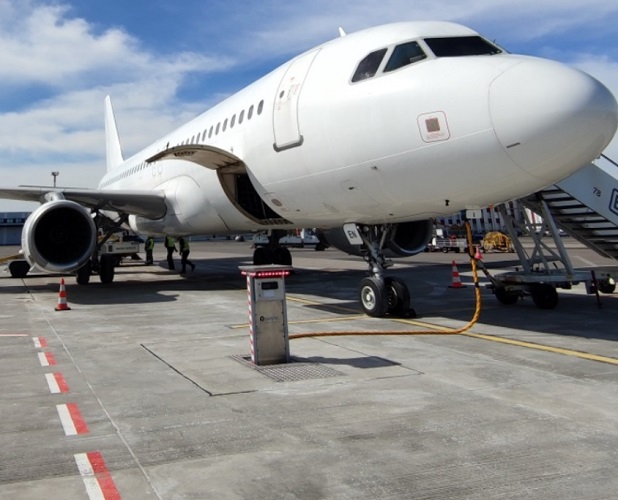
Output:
(531, 283), (559, 309)
(76, 261), (92, 285)
(99, 254), (115, 284)
(252, 246), (292, 266)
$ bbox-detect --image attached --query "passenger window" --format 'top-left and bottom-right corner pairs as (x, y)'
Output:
(351, 48), (387, 82)
(248, 105), (254, 119)
(216, 123), (220, 135)
(202, 129), (207, 141)
(384, 42), (426, 72)
(257, 100), (264, 115)
(209, 126), (213, 138)
(231, 114), (236, 128)
(223, 118), (228, 131)
(239, 110), (245, 124)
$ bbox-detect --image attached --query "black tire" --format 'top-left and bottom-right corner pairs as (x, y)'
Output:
(385, 277), (411, 317)
(598, 278), (616, 294)
(495, 287), (519, 305)
(273, 247), (292, 266)
(315, 242), (326, 251)
(531, 283), (558, 309)
(76, 261), (92, 285)
(253, 247), (269, 265)
(8, 260), (29, 278)
(359, 277), (389, 317)
(99, 255), (115, 284)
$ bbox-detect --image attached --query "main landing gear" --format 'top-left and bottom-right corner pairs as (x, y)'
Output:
(76, 212), (128, 285)
(355, 224), (415, 318)
(252, 230), (292, 266)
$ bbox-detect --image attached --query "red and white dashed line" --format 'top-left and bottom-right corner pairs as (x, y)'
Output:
(38, 351), (56, 366)
(33, 336), (48, 348)
(56, 403), (89, 436)
(74, 452), (121, 500)
(45, 372), (70, 394)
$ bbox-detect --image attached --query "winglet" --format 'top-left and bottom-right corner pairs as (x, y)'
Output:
(338, 27), (346, 37)
(104, 96), (124, 171)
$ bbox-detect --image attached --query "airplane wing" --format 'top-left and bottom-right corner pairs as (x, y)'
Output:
(0, 187), (167, 219)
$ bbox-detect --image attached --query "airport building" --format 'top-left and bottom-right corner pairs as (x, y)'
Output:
(0, 212), (29, 245)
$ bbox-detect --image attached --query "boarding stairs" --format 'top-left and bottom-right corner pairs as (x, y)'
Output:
(521, 154), (618, 262)
(487, 154), (618, 308)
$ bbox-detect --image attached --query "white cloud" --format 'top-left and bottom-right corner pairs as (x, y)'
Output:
(0, 1), (230, 201)
(1, 0), (618, 214)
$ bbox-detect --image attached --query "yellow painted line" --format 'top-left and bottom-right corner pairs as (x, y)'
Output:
(286, 295), (359, 314)
(461, 332), (618, 366)
(394, 317), (618, 365)
(286, 295), (618, 366)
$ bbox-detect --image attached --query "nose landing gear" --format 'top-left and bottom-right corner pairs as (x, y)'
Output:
(354, 224), (415, 318)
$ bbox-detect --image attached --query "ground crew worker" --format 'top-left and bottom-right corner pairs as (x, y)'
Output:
(177, 237), (195, 274)
(145, 236), (155, 265)
(164, 235), (176, 270)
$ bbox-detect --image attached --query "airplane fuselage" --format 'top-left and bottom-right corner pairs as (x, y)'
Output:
(98, 21), (618, 237)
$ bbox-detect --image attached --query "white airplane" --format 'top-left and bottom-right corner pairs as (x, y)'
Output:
(1, 21), (617, 317)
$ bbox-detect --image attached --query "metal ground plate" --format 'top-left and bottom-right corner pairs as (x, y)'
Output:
(230, 354), (345, 382)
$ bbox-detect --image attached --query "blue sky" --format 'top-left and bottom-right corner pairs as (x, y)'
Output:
(1, 0), (617, 211)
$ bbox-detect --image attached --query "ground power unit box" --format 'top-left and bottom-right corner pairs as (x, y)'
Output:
(239, 265), (293, 365)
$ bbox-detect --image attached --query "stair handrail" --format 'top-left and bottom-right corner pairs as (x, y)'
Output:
(600, 153), (618, 168)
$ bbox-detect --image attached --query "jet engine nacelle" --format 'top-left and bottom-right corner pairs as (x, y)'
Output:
(319, 220), (434, 257)
(22, 200), (97, 273)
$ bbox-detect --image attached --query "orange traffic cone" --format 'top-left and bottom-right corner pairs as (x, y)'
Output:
(55, 279), (71, 311)
(448, 261), (466, 288)
(474, 245), (483, 261)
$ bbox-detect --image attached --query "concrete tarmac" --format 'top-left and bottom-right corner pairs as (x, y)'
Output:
(1, 240), (618, 499)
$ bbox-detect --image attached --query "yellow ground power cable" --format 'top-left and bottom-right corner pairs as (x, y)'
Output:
(290, 222), (482, 339)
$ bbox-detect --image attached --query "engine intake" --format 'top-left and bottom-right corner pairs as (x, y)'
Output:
(22, 200), (97, 273)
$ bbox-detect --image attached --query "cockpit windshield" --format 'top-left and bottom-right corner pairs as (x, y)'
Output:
(351, 48), (388, 82)
(424, 36), (502, 57)
(384, 41), (427, 73)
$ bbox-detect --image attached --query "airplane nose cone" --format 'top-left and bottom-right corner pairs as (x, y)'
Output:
(489, 58), (618, 181)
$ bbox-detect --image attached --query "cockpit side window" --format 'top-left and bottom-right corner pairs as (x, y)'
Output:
(384, 41), (427, 73)
(424, 36), (502, 57)
(351, 48), (387, 83)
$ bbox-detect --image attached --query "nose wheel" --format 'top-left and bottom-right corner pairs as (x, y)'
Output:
(359, 276), (415, 318)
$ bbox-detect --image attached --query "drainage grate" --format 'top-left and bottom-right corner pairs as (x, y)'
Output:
(230, 355), (345, 382)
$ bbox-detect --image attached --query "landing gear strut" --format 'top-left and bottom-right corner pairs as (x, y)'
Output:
(355, 224), (415, 318)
